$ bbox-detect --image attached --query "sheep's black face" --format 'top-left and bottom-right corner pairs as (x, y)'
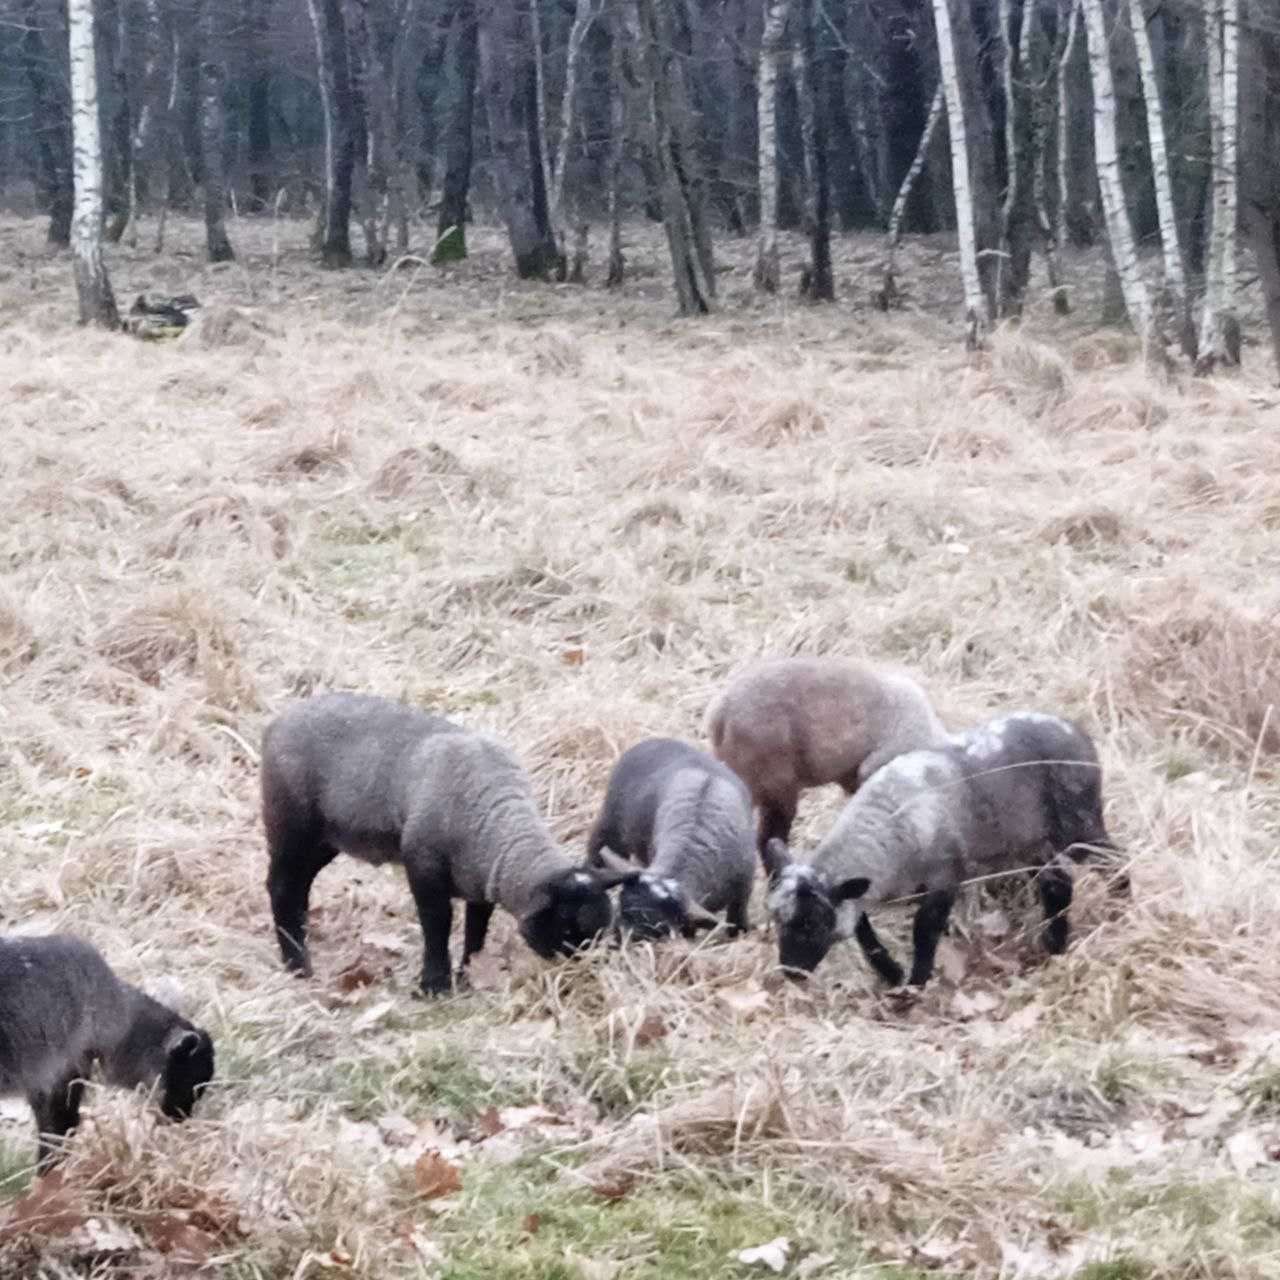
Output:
(618, 875), (686, 941)
(767, 867), (838, 978)
(160, 1027), (215, 1121)
(520, 870), (615, 959)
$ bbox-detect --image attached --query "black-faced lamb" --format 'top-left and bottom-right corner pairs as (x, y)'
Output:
(763, 712), (1123, 987)
(585, 738), (756, 940)
(704, 656), (947, 858)
(0, 934), (215, 1170)
(262, 693), (633, 996)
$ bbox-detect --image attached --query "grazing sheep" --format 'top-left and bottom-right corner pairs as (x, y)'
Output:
(705, 656), (947, 858)
(763, 712), (1123, 986)
(262, 693), (633, 996)
(585, 738), (756, 940)
(0, 934), (215, 1170)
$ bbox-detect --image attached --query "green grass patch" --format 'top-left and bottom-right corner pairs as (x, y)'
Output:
(0, 1137), (33, 1201)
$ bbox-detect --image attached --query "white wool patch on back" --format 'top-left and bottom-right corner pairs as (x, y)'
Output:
(767, 865), (825, 924)
(573, 871), (594, 887)
(962, 722), (1007, 760)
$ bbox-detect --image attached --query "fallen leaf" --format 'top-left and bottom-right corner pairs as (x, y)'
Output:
(1227, 1129), (1269, 1174)
(336, 963), (378, 993)
(476, 1106), (506, 1138)
(81, 1216), (144, 1253)
(0, 1171), (87, 1244)
(951, 989), (1000, 1020)
(634, 1012), (668, 1047)
(590, 1171), (636, 1202)
(735, 1236), (791, 1272)
(562, 647), (586, 666)
(414, 1151), (463, 1200)
(352, 998), (397, 1033)
(718, 984), (770, 1019)
(499, 1105), (568, 1131)
(522, 1213), (542, 1236)
(146, 1214), (220, 1262)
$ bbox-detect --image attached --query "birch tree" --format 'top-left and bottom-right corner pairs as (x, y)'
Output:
(753, 0), (791, 292)
(307, 0), (356, 267)
(932, 0), (988, 347)
(1240, 0), (1280, 377)
(1127, 0), (1193, 355)
(200, 0), (235, 263)
(1081, 0), (1154, 345)
(68, 0), (119, 329)
(1197, 0), (1242, 370)
(548, 0), (602, 271)
(879, 81), (944, 309)
(999, 0), (1037, 313)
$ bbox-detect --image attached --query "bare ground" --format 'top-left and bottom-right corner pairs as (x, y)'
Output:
(1, 213), (1280, 1279)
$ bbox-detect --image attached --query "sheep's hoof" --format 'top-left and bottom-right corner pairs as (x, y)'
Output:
(882, 985), (920, 1011)
(418, 974), (456, 998)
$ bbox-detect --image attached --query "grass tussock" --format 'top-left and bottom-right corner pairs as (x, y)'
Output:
(1, 214), (1279, 1279)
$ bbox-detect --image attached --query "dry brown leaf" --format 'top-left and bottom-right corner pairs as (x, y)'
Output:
(146, 1214), (221, 1262)
(335, 962), (378, 993)
(590, 1171), (636, 1202)
(522, 1213), (542, 1236)
(0, 1171), (87, 1244)
(634, 1011), (668, 1047)
(414, 1151), (463, 1200)
(476, 1105), (506, 1137)
(562, 647), (586, 666)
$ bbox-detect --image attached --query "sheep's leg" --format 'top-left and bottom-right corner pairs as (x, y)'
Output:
(267, 836), (340, 976)
(726, 891), (751, 936)
(407, 871), (456, 996)
(756, 796), (797, 861)
(907, 890), (956, 987)
(854, 913), (905, 987)
(461, 902), (495, 964)
(29, 1074), (84, 1172)
(1036, 862), (1074, 954)
(584, 819), (619, 865)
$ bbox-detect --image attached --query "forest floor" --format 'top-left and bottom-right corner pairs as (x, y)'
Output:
(1, 212), (1280, 1280)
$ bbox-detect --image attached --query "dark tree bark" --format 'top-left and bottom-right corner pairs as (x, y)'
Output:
(102, 0), (131, 243)
(606, 6), (628, 286)
(632, 0), (715, 314)
(200, 0), (235, 262)
(1241, 1), (1280, 378)
(476, 0), (563, 279)
(247, 0), (275, 211)
(307, 0), (357, 267)
(22, 0), (73, 246)
(998, 0), (1037, 314)
(435, 0), (479, 262)
(797, 0), (833, 300)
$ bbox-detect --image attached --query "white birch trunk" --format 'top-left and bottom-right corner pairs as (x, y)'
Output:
(550, 0), (599, 259)
(753, 0), (790, 292)
(68, 0), (119, 328)
(1198, 0), (1241, 368)
(931, 0), (987, 347)
(878, 80), (944, 307)
(1081, 0), (1154, 344)
(1055, 0), (1081, 246)
(1127, 0), (1191, 351)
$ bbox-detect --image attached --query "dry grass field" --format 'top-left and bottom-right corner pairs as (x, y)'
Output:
(2, 211), (1280, 1280)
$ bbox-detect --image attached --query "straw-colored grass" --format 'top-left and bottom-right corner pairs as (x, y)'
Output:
(2, 213), (1279, 1279)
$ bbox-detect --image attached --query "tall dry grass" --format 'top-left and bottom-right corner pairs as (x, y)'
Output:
(1, 214), (1279, 1278)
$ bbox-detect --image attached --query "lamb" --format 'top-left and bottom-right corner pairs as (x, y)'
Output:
(704, 656), (948, 858)
(585, 738), (756, 940)
(763, 712), (1124, 987)
(0, 934), (215, 1170)
(262, 692), (633, 996)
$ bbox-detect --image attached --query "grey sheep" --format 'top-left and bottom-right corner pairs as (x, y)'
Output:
(585, 738), (756, 939)
(763, 712), (1126, 987)
(705, 656), (948, 858)
(0, 934), (215, 1170)
(262, 693), (632, 996)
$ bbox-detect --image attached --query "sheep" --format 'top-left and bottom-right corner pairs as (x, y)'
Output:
(0, 934), (215, 1170)
(704, 656), (948, 859)
(585, 738), (757, 940)
(763, 712), (1124, 987)
(261, 692), (634, 996)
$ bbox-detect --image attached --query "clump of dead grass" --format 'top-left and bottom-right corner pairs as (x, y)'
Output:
(371, 442), (475, 499)
(265, 431), (353, 479)
(0, 592), (37, 675)
(984, 326), (1072, 417)
(181, 304), (275, 351)
(148, 489), (290, 560)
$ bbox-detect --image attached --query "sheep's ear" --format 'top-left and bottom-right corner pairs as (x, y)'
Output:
(761, 838), (792, 882)
(589, 866), (641, 890)
(831, 877), (870, 903)
(164, 1027), (202, 1059)
(595, 846), (641, 875)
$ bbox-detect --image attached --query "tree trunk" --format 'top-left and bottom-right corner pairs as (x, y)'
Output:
(1240, 0), (1280, 378)
(247, 0), (274, 211)
(154, 18), (182, 251)
(753, 0), (791, 291)
(386, 0), (423, 254)
(123, 0), (166, 244)
(200, 0), (235, 263)
(353, 0), (391, 266)
(102, 0), (131, 243)
(879, 80), (944, 309)
(606, 4), (628, 287)
(435, 0), (478, 263)
(932, 0), (988, 346)
(633, 0), (714, 314)
(549, 0), (599, 264)
(22, 0), (73, 247)
(307, 0), (356, 267)
(1081, 0), (1155, 346)
(476, 0), (563, 279)
(1127, 0), (1193, 355)
(68, 0), (119, 329)
(998, 0), (1036, 314)
(1197, 0), (1242, 371)
(797, 0), (832, 300)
